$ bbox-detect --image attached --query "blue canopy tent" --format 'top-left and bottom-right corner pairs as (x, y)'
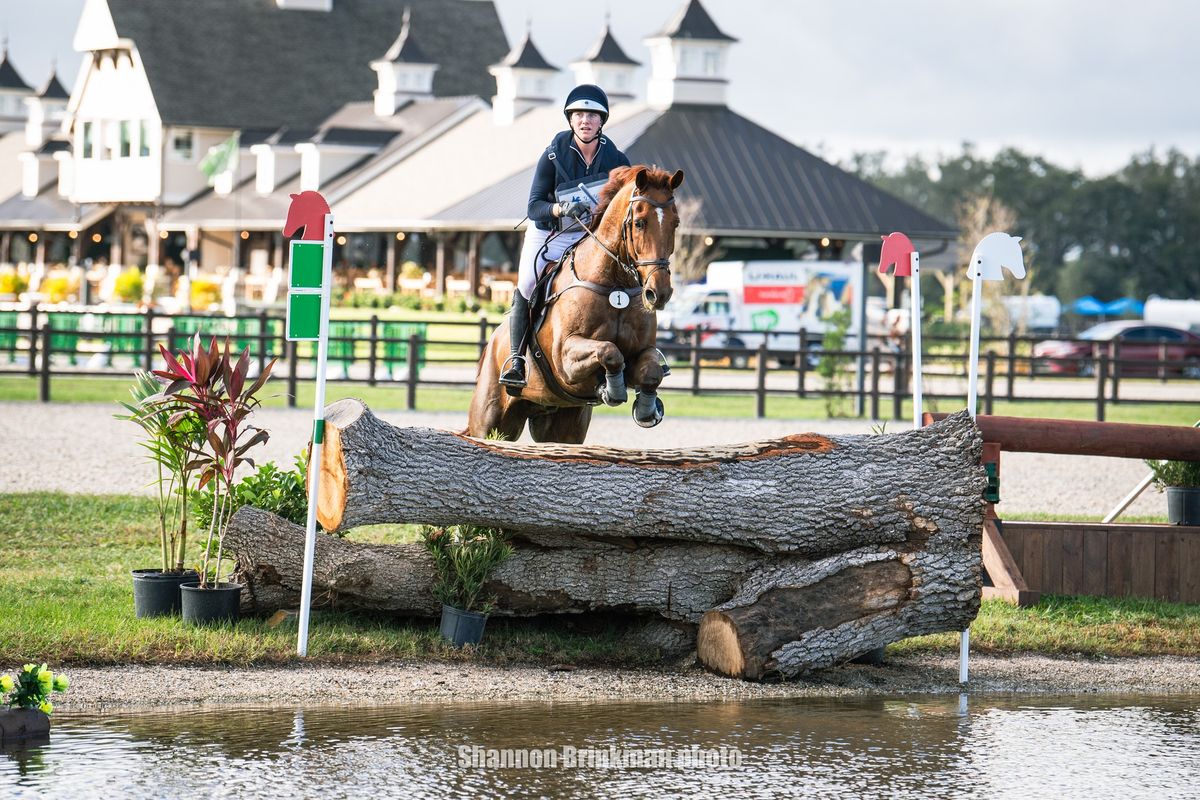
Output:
(1069, 296), (1107, 316)
(1102, 297), (1144, 316)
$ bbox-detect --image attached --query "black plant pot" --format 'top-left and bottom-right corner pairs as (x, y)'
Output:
(132, 569), (200, 618)
(0, 708), (50, 745)
(1166, 487), (1200, 525)
(439, 604), (488, 647)
(180, 582), (243, 625)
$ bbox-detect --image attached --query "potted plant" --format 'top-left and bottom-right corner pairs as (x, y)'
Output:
(153, 335), (276, 625)
(422, 524), (513, 647)
(0, 664), (68, 744)
(1146, 459), (1200, 525)
(116, 371), (206, 617)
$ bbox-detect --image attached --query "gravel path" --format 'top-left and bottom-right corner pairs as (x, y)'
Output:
(0, 400), (1175, 517)
(55, 654), (1200, 711)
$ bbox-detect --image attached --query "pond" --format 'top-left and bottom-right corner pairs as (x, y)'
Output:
(2, 694), (1197, 798)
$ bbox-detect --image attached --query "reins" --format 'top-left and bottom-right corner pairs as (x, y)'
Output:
(568, 190), (676, 289)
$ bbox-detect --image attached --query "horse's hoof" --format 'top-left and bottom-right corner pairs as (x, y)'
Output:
(633, 396), (664, 428)
(599, 386), (627, 406)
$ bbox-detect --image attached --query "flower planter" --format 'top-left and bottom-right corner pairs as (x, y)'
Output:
(0, 708), (50, 744)
(132, 569), (200, 618)
(180, 582), (243, 626)
(1166, 487), (1200, 525)
(439, 604), (488, 647)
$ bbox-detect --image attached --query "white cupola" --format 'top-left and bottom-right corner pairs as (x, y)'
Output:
(25, 65), (70, 148)
(644, 0), (737, 110)
(569, 16), (640, 102)
(370, 7), (439, 117)
(0, 41), (34, 133)
(489, 26), (558, 126)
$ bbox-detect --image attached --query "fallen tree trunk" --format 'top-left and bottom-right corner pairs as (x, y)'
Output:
(226, 404), (985, 679)
(316, 399), (984, 559)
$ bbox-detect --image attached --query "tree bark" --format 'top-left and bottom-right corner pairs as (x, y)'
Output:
(316, 399), (984, 559)
(229, 404), (986, 679)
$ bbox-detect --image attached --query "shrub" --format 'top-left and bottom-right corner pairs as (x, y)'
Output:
(194, 451), (311, 530)
(816, 307), (853, 417)
(1, 664), (69, 715)
(400, 261), (425, 280)
(41, 275), (74, 304)
(190, 279), (221, 310)
(0, 271), (28, 295)
(1146, 460), (1200, 490)
(114, 267), (144, 304)
(421, 525), (513, 613)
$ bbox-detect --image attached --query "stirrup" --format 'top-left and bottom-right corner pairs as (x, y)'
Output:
(498, 354), (527, 388)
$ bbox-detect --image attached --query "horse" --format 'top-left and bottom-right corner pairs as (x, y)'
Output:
(467, 165), (684, 443)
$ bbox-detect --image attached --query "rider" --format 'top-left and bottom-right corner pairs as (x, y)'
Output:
(498, 83), (631, 388)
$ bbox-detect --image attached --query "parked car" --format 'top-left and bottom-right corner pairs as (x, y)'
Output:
(1032, 321), (1200, 377)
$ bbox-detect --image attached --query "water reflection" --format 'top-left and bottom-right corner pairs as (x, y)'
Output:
(2, 695), (1198, 798)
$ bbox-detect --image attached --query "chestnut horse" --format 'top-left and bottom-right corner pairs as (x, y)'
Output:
(467, 165), (684, 442)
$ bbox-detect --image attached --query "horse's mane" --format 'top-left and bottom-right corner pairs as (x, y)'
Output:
(587, 165), (676, 231)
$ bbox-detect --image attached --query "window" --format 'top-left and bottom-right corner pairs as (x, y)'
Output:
(138, 121), (150, 157)
(172, 130), (194, 160)
(703, 50), (721, 76)
(82, 121), (94, 158)
(119, 121), (131, 157)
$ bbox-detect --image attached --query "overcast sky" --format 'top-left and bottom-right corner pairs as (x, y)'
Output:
(4, 0), (1198, 176)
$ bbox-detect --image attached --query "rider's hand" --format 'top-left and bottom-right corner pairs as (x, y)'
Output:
(556, 199), (590, 219)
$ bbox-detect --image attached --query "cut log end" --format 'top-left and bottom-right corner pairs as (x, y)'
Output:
(315, 421), (346, 532)
(696, 611), (745, 678)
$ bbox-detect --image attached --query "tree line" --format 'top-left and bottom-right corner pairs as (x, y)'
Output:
(845, 146), (1200, 302)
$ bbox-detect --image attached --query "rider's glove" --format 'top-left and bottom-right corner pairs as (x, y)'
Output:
(556, 199), (590, 219)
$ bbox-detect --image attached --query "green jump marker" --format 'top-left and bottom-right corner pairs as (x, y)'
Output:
(282, 190), (335, 658)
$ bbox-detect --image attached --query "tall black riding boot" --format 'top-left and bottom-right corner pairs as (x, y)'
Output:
(499, 292), (530, 388)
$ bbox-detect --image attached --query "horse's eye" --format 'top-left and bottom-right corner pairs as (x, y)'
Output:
(634, 219), (647, 230)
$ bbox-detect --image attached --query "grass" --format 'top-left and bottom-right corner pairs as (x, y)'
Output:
(2, 493), (1198, 668)
(892, 595), (1200, 658)
(1, 373), (1197, 426)
(0, 493), (660, 668)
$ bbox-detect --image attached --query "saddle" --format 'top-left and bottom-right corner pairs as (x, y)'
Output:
(508, 242), (645, 406)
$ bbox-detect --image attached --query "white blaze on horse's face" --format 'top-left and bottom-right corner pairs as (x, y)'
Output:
(656, 207), (664, 227)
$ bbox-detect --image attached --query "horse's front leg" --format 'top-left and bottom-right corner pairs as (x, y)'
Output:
(559, 336), (627, 405)
(629, 347), (666, 428)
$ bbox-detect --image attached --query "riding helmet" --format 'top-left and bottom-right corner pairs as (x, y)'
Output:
(563, 84), (610, 124)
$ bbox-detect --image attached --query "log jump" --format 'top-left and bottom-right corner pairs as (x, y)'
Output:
(227, 399), (986, 679)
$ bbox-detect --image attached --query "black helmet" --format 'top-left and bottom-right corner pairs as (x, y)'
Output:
(563, 84), (610, 124)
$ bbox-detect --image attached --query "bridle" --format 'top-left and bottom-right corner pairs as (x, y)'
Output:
(572, 189), (675, 288)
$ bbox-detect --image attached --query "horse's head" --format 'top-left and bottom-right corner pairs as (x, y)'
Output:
(283, 191), (332, 240)
(594, 166), (685, 311)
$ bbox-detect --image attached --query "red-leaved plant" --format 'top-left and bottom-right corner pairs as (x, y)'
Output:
(153, 335), (276, 589)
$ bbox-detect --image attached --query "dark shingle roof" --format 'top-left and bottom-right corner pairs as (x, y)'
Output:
(578, 24), (640, 66)
(626, 105), (955, 238)
(380, 8), (435, 65)
(653, 0), (737, 42)
(0, 51), (31, 91)
(104, 0), (508, 129)
(37, 138), (72, 155)
(433, 105), (955, 240)
(493, 32), (557, 71)
(37, 71), (69, 100)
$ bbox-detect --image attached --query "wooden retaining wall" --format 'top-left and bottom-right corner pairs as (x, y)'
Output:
(999, 521), (1200, 603)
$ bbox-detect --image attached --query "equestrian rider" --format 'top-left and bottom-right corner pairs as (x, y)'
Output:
(498, 83), (631, 388)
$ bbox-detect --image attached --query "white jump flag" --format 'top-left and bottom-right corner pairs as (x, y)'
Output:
(963, 231), (1027, 683)
(282, 191), (335, 657)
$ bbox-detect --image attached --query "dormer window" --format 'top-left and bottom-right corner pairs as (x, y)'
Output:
(119, 121), (131, 157)
(703, 50), (721, 76)
(171, 130), (194, 160)
(81, 121), (94, 158)
(139, 121), (150, 157)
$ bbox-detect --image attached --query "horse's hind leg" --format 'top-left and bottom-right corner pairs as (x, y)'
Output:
(468, 336), (529, 440)
(528, 406), (593, 444)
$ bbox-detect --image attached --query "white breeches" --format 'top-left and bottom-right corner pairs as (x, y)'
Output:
(516, 226), (586, 300)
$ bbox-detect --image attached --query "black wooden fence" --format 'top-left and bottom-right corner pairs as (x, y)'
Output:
(0, 306), (1196, 420)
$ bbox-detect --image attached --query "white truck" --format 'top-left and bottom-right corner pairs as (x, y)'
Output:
(657, 260), (865, 365)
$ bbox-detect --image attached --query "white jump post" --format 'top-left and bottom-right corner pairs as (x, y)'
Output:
(964, 231), (1027, 684)
(282, 192), (335, 658)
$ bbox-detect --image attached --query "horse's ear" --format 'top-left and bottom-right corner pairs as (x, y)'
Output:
(669, 170), (684, 190)
(633, 167), (649, 192)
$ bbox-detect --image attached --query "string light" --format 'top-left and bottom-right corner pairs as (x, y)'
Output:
(28, 233), (38, 243)
(820, 237), (830, 248)
(67, 230), (78, 239)
(159, 230), (169, 239)
(240, 230), (250, 240)
(395, 232), (406, 241)
(336, 235), (347, 246)
(91, 233), (103, 243)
